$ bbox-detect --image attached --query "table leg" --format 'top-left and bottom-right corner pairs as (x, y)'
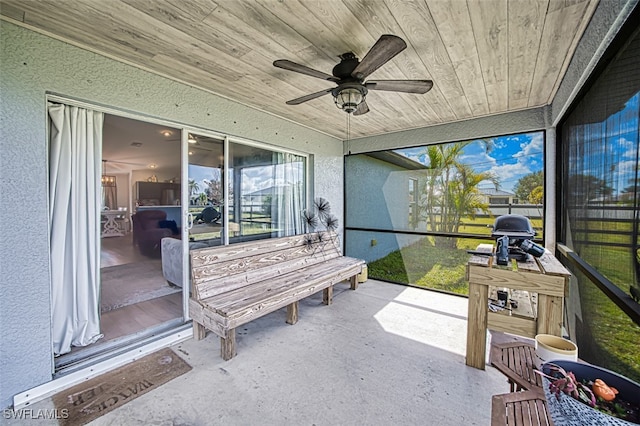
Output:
(536, 294), (563, 336)
(466, 281), (489, 369)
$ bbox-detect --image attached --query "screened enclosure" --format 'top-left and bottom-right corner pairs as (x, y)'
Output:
(559, 23), (640, 383)
(345, 132), (545, 295)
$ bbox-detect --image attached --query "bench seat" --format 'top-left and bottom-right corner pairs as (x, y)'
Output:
(189, 232), (365, 360)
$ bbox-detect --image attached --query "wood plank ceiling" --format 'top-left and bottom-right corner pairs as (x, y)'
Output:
(1, 0), (599, 140)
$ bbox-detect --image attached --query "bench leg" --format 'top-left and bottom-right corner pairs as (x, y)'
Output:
(286, 301), (299, 325)
(220, 329), (237, 361)
(350, 275), (358, 290)
(323, 285), (333, 305)
(193, 321), (206, 340)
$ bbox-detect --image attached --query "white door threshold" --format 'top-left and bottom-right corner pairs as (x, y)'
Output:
(13, 325), (192, 410)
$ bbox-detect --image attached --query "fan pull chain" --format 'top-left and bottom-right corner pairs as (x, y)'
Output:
(346, 112), (351, 143)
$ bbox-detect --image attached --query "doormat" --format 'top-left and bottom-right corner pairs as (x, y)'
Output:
(52, 348), (191, 426)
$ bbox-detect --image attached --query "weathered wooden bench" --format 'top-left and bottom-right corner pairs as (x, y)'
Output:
(188, 232), (365, 360)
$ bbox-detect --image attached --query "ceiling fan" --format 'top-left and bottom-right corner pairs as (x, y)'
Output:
(273, 34), (433, 116)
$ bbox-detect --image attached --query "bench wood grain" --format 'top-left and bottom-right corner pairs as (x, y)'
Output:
(189, 232), (365, 360)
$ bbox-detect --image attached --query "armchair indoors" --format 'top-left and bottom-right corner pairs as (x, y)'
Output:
(132, 209), (177, 257)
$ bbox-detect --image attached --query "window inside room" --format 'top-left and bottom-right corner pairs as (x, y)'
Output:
(344, 131), (544, 295)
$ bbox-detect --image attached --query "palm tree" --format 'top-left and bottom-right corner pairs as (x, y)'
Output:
(420, 140), (497, 247)
(188, 179), (199, 198)
(448, 163), (497, 233)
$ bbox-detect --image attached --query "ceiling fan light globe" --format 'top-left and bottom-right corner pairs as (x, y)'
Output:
(334, 87), (365, 114)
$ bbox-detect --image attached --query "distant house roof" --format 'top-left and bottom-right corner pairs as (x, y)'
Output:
(365, 151), (429, 170)
(480, 188), (515, 197)
(244, 185), (291, 197)
(244, 187), (274, 197)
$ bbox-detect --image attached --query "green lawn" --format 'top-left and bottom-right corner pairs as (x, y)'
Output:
(576, 245), (640, 383)
(368, 236), (483, 295)
(366, 216), (640, 383)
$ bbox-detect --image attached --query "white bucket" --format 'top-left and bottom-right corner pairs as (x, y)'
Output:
(357, 265), (368, 283)
(535, 334), (578, 365)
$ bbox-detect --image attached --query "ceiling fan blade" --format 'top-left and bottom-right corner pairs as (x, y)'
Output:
(353, 100), (369, 116)
(286, 88), (333, 105)
(274, 60), (340, 82)
(351, 35), (407, 80)
(366, 80), (433, 94)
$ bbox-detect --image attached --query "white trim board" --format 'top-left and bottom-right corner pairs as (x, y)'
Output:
(13, 327), (192, 410)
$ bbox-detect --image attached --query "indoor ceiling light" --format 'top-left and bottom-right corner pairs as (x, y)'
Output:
(101, 175), (116, 186)
(160, 130), (173, 137)
(148, 163), (158, 169)
(188, 134), (197, 144)
(101, 160), (116, 187)
(332, 84), (367, 114)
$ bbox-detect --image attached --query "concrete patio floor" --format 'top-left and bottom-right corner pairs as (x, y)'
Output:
(16, 280), (516, 425)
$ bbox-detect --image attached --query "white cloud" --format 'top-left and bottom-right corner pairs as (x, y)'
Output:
(518, 132), (544, 158)
(490, 162), (532, 182)
(459, 151), (496, 172)
(492, 138), (507, 149)
(617, 159), (637, 174)
(484, 133), (542, 191)
(618, 137), (638, 159)
(242, 166), (274, 194)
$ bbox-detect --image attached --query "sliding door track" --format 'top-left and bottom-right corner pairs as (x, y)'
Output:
(54, 319), (190, 378)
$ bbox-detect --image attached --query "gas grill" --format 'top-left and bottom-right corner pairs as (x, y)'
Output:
(490, 214), (542, 263)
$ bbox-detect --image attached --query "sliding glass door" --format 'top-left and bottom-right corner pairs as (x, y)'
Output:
(50, 102), (309, 368)
(180, 134), (308, 316)
(228, 142), (306, 239)
(186, 133), (225, 245)
(185, 135), (308, 246)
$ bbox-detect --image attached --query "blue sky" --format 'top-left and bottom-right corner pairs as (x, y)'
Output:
(188, 164), (220, 197)
(395, 131), (544, 193)
(573, 93), (639, 195)
(188, 163), (304, 197)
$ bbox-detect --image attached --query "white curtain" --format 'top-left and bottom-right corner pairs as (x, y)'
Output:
(49, 102), (104, 356)
(274, 153), (305, 236)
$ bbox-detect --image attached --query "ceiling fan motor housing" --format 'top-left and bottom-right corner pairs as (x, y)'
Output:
(333, 52), (360, 80)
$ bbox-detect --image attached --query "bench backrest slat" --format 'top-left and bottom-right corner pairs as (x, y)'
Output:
(191, 232), (342, 300)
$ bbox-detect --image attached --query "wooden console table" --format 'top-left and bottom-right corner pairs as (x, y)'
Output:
(465, 244), (570, 369)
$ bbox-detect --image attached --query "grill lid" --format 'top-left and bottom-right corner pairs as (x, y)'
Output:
(491, 214), (536, 239)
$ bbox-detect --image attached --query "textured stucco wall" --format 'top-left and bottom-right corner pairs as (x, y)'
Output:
(0, 21), (341, 408)
(344, 155), (423, 263)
